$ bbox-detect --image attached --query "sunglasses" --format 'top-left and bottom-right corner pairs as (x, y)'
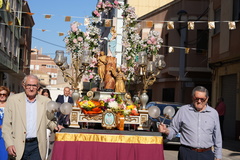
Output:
(194, 97), (207, 102)
(0, 93), (7, 97)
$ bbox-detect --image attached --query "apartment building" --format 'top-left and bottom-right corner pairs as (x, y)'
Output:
(208, 0), (240, 140)
(0, 0), (34, 93)
(30, 48), (58, 86)
(137, 0), (211, 104)
(126, 0), (174, 17)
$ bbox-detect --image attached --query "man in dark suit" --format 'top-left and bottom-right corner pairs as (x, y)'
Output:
(56, 87), (73, 127)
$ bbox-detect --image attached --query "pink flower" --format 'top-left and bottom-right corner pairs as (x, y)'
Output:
(109, 98), (115, 102)
(114, 1), (119, 5)
(147, 40), (152, 44)
(77, 37), (83, 42)
(90, 63), (95, 68)
(73, 39), (77, 44)
(89, 74), (94, 79)
(71, 24), (78, 32)
(150, 36), (156, 42)
(93, 10), (100, 17)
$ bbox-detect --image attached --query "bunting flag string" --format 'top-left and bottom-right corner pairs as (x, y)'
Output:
(0, 8), (236, 55)
(0, 8), (239, 28)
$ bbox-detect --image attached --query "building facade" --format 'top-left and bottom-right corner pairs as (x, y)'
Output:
(0, 0), (34, 92)
(126, 0), (174, 17)
(30, 48), (58, 86)
(136, 0), (211, 104)
(208, 0), (240, 140)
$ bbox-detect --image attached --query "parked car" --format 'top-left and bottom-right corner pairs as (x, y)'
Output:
(146, 101), (183, 145)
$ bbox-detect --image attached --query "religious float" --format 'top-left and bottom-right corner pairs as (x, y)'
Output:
(52, 2), (166, 131)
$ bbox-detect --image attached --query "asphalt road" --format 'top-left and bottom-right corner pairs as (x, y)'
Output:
(163, 139), (240, 160)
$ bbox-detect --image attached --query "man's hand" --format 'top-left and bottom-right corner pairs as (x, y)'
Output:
(54, 125), (64, 132)
(158, 122), (170, 135)
(7, 145), (17, 157)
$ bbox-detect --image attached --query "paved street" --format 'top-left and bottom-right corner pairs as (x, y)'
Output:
(47, 133), (240, 160)
(164, 139), (240, 160)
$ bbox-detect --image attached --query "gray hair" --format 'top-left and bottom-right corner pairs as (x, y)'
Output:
(192, 86), (209, 97)
(22, 74), (40, 85)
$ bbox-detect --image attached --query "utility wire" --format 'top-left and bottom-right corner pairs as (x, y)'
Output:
(32, 36), (66, 49)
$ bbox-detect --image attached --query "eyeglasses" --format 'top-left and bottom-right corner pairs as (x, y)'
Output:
(0, 93), (7, 97)
(25, 84), (38, 89)
(194, 97), (207, 102)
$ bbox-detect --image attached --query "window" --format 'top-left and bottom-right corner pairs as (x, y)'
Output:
(162, 88), (175, 102)
(30, 65), (34, 70)
(197, 30), (208, 53)
(35, 65), (39, 70)
(214, 8), (221, 34)
(233, 0), (240, 20)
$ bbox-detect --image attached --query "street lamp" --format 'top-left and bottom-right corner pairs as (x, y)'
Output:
(137, 51), (166, 110)
(54, 50), (90, 107)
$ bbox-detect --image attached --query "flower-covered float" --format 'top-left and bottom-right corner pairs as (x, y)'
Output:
(69, 92), (149, 130)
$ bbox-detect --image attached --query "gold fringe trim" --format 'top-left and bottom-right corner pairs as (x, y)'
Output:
(55, 132), (163, 144)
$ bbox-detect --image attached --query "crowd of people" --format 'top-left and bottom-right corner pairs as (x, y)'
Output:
(0, 74), (225, 160)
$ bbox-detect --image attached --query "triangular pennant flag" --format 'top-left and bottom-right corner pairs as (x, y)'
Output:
(208, 21), (215, 29)
(146, 21), (153, 28)
(168, 47), (174, 53)
(65, 16), (71, 22)
(188, 21), (194, 30)
(42, 29), (46, 32)
(185, 48), (190, 54)
(58, 32), (64, 36)
(84, 18), (90, 26)
(167, 21), (174, 30)
(8, 21), (13, 25)
(26, 12), (34, 16)
(105, 19), (112, 27)
(45, 15), (52, 19)
(228, 21), (236, 30)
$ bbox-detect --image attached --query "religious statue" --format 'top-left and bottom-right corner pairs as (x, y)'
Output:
(125, 93), (133, 106)
(104, 56), (117, 91)
(111, 67), (126, 93)
(107, 26), (117, 57)
(97, 51), (107, 83)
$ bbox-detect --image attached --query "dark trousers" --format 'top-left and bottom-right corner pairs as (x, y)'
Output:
(219, 115), (224, 139)
(21, 140), (41, 160)
(178, 145), (214, 160)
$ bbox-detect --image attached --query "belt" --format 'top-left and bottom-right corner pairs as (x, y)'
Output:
(25, 137), (37, 143)
(182, 145), (212, 152)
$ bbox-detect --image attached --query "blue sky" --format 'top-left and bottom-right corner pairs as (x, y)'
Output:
(27, 0), (97, 59)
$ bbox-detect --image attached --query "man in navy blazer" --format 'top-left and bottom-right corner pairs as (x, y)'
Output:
(56, 87), (73, 104)
(56, 87), (73, 127)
